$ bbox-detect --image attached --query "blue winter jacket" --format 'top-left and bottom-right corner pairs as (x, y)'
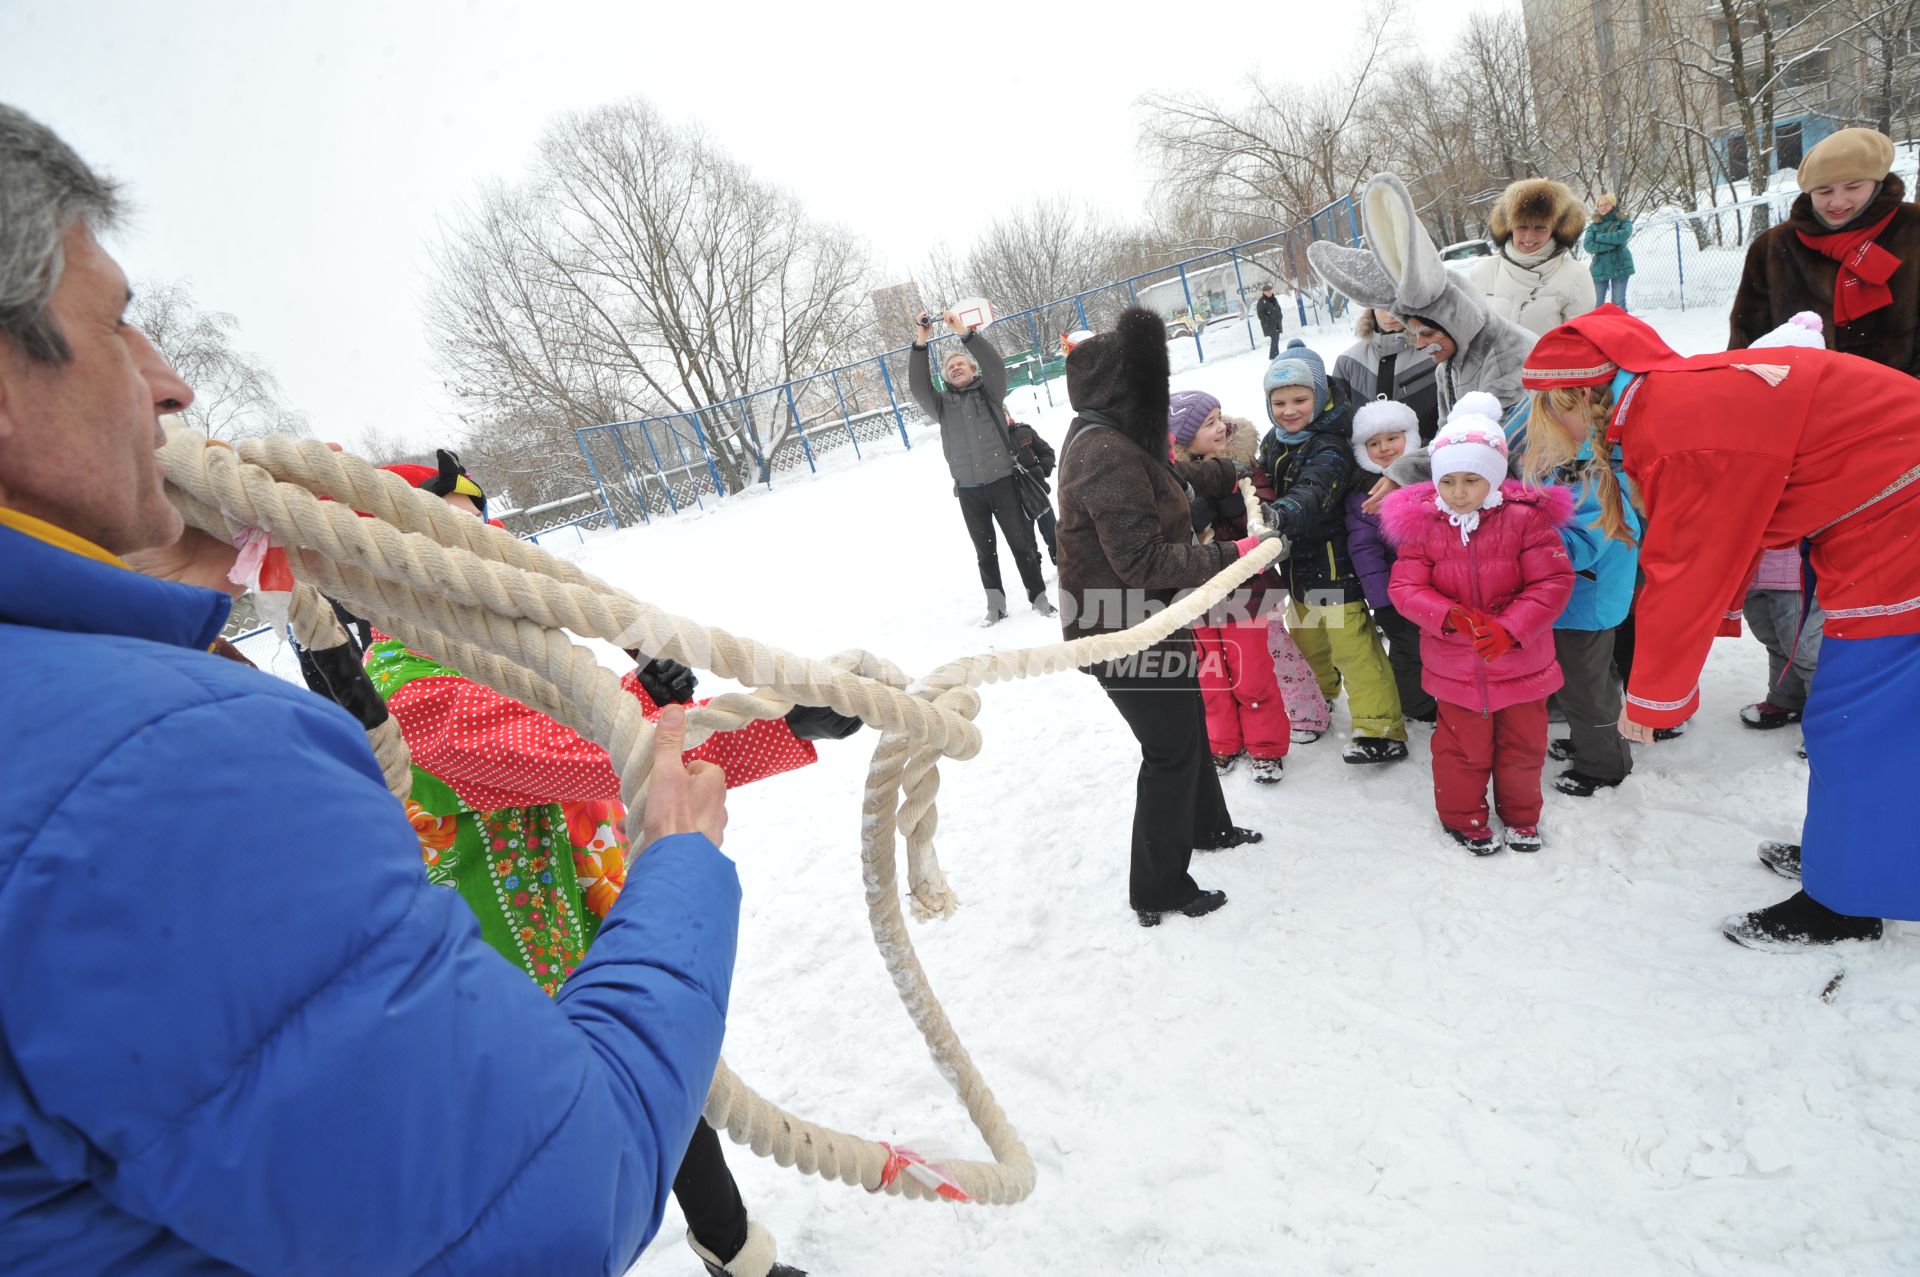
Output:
(0, 516), (739, 1276)
(1553, 440), (1642, 631)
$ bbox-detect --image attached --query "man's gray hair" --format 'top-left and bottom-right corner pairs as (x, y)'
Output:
(0, 104), (122, 364)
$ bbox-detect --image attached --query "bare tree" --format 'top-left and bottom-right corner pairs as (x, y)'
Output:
(426, 99), (876, 493)
(131, 279), (310, 442)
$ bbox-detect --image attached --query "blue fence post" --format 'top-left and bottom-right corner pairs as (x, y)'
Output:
(828, 370), (862, 459)
(1674, 221), (1686, 311)
(1075, 294), (1089, 330)
(1229, 252), (1255, 352)
(685, 412), (726, 497)
(660, 416), (705, 510)
(782, 382), (817, 474)
(1346, 196), (1361, 246)
(1125, 277), (1137, 306)
(878, 355), (911, 448)
(575, 427), (623, 530)
(1025, 310), (1053, 407)
(606, 424), (652, 524)
(1176, 263), (1203, 363)
(635, 419), (680, 514)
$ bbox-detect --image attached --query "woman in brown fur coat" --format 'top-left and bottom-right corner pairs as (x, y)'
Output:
(1468, 178), (1596, 337)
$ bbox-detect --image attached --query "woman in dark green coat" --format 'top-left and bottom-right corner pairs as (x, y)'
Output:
(1584, 193), (1635, 310)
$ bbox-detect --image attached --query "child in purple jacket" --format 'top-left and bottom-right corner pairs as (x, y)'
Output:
(1345, 399), (1437, 722)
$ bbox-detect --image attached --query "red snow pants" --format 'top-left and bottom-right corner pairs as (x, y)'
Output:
(1194, 621), (1291, 759)
(1432, 697), (1548, 833)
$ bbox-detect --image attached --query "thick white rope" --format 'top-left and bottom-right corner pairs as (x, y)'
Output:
(160, 426), (1284, 1205)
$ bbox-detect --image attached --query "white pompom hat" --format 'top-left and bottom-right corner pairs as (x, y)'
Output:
(1351, 398), (1419, 474)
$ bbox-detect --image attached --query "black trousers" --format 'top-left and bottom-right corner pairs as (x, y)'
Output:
(1266, 331), (1281, 359)
(1099, 665), (1234, 911)
(1373, 605), (1435, 720)
(1034, 507), (1058, 563)
(957, 475), (1046, 605)
(674, 1119), (747, 1260)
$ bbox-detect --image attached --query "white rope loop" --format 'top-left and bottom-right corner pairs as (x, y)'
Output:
(155, 423), (1287, 1208)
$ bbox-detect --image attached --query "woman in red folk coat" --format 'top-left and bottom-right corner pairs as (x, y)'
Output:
(1520, 304), (1920, 949)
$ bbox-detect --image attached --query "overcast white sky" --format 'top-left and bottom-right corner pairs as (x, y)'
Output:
(4, 0), (1497, 452)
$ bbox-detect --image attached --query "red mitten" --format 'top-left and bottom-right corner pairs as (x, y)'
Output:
(1444, 604), (1482, 636)
(1472, 618), (1515, 663)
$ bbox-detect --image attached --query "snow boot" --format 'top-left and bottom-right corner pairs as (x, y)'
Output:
(1547, 737), (1575, 762)
(689, 1221), (806, 1277)
(1722, 890), (1882, 950)
(1197, 826), (1264, 852)
(1291, 727), (1324, 744)
(1653, 723), (1686, 742)
(1342, 737), (1408, 765)
(1137, 888), (1228, 927)
(1740, 701), (1802, 730)
(1758, 840), (1802, 881)
(1504, 825), (1543, 853)
(1030, 593), (1057, 618)
(1553, 768), (1620, 798)
(1211, 751), (1242, 777)
(1445, 826), (1499, 856)
(1250, 756), (1285, 784)
(980, 602), (1007, 628)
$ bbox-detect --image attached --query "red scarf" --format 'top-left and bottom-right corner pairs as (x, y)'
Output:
(1798, 209), (1901, 326)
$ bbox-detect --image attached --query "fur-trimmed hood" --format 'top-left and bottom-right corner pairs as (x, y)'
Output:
(1487, 179), (1586, 249)
(1171, 413), (1259, 469)
(1379, 478), (1576, 544)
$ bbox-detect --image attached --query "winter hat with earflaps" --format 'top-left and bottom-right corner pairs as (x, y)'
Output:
(1351, 398), (1418, 473)
(1263, 339), (1328, 413)
(1429, 419), (1512, 540)
(1169, 390), (1222, 446)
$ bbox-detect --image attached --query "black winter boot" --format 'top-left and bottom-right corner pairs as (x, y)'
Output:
(1757, 841), (1802, 881)
(1547, 737), (1575, 762)
(1250, 756), (1285, 784)
(1342, 737), (1408, 765)
(1445, 826), (1499, 855)
(1553, 768), (1621, 798)
(1136, 888), (1228, 927)
(1723, 890), (1882, 949)
(1196, 826), (1264, 852)
(689, 1221), (807, 1277)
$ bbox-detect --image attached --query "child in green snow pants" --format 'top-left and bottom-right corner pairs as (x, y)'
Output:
(1285, 597), (1407, 740)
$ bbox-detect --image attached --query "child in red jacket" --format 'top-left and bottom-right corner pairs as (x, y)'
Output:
(1381, 422), (1576, 854)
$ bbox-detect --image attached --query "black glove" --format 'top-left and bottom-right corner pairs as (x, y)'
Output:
(296, 642), (390, 732)
(630, 654), (697, 706)
(784, 704), (865, 741)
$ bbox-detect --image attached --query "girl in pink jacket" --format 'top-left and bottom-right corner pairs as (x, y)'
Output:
(1382, 422), (1576, 854)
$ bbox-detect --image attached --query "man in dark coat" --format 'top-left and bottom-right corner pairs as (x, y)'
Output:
(1729, 128), (1920, 377)
(1255, 283), (1285, 358)
(909, 309), (1052, 625)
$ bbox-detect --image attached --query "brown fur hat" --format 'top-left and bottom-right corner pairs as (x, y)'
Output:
(1486, 178), (1586, 249)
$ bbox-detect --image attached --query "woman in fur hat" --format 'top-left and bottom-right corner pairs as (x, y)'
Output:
(1730, 127), (1920, 379)
(1520, 305), (1920, 949)
(1169, 389), (1297, 781)
(1469, 178), (1597, 337)
(1056, 309), (1277, 927)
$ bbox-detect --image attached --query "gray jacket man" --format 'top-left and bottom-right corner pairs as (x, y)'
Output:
(908, 316), (1051, 625)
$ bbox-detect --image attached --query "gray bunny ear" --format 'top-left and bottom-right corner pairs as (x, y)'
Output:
(1307, 240), (1396, 309)
(1362, 173), (1448, 313)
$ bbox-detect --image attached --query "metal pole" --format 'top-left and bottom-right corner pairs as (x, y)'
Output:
(828, 370), (862, 459)
(605, 424), (652, 524)
(1026, 311), (1052, 407)
(575, 426), (623, 530)
(660, 416), (704, 510)
(686, 412), (726, 497)
(1177, 263), (1203, 363)
(1674, 221), (1686, 312)
(878, 354), (911, 448)
(1075, 294), (1089, 330)
(783, 382), (817, 475)
(1229, 251), (1254, 352)
(636, 419), (680, 514)
(1124, 277), (1137, 306)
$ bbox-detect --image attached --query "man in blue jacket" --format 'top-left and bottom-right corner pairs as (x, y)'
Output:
(0, 102), (740, 1277)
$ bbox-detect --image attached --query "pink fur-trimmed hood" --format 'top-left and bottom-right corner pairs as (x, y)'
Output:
(1379, 478), (1576, 545)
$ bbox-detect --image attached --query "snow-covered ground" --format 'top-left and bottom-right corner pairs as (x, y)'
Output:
(245, 313), (1920, 1276)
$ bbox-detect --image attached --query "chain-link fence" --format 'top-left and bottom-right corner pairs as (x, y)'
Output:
(575, 197), (1364, 528)
(1616, 189), (1799, 314)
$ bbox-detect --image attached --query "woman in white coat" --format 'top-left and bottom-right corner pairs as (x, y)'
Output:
(1469, 178), (1597, 337)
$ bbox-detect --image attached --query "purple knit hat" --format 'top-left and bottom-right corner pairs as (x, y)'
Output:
(1168, 390), (1221, 445)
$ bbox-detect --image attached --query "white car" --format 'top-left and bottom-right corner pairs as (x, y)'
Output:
(1440, 239), (1493, 272)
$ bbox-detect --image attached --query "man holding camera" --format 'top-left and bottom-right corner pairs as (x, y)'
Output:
(910, 308), (1053, 626)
